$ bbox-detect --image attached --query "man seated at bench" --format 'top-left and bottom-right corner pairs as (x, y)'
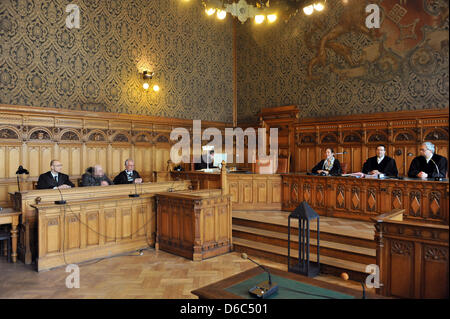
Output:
(81, 165), (113, 187)
(37, 160), (75, 190)
(113, 159), (143, 184)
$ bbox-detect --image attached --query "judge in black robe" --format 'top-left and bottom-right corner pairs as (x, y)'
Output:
(113, 159), (143, 184)
(195, 151), (216, 170)
(311, 148), (342, 176)
(408, 153), (447, 178)
(362, 145), (398, 177)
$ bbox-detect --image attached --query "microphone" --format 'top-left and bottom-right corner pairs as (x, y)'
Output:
(429, 158), (443, 181)
(241, 253), (278, 298)
(335, 151), (347, 155)
(55, 185), (67, 205)
(129, 179), (140, 198)
(128, 171), (140, 198)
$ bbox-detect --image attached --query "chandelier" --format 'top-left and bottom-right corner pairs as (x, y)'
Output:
(201, 0), (326, 24)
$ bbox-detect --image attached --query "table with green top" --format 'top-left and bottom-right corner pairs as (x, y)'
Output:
(192, 266), (387, 299)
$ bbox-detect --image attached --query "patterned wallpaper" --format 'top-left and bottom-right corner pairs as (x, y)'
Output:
(236, 0), (449, 122)
(0, 0), (233, 122)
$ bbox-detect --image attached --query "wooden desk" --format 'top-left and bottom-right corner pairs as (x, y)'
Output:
(33, 194), (156, 271)
(10, 181), (191, 264)
(156, 189), (232, 261)
(0, 208), (21, 263)
(192, 266), (387, 299)
(282, 174), (449, 224)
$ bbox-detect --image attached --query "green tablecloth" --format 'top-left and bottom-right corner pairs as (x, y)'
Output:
(225, 273), (357, 299)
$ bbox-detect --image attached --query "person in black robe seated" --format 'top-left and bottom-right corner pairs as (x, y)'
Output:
(194, 150), (216, 170)
(113, 159), (143, 184)
(362, 144), (398, 177)
(311, 148), (342, 176)
(408, 142), (448, 179)
(37, 160), (75, 189)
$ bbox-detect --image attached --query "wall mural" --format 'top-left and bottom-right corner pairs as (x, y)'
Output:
(0, 0), (233, 122)
(237, 0), (449, 122)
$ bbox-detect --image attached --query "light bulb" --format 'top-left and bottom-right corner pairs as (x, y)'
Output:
(255, 15), (265, 24)
(303, 5), (314, 15)
(267, 14), (277, 23)
(217, 9), (226, 20)
(153, 84), (160, 92)
(205, 8), (216, 16)
(143, 82), (149, 90)
(314, 3), (324, 11)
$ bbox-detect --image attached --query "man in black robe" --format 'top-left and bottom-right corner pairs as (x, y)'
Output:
(113, 159), (143, 184)
(362, 145), (398, 177)
(37, 160), (75, 189)
(408, 142), (447, 179)
(195, 150), (216, 170)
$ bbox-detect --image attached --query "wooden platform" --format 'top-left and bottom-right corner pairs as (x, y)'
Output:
(232, 210), (376, 281)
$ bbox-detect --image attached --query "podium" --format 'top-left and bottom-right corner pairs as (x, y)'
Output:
(156, 189), (232, 261)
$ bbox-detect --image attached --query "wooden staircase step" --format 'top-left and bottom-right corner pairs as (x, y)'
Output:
(232, 211), (376, 250)
(233, 224), (376, 257)
(233, 237), (371, 274)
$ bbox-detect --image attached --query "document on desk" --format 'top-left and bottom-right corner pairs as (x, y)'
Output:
(341, 172), (366, 178)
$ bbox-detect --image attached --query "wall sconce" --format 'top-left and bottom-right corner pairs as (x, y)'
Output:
(141, 71), (160, 92)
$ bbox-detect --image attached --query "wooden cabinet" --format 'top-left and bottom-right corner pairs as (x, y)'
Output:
(156, 190), (232, 261)
(373, 211), (449, 298)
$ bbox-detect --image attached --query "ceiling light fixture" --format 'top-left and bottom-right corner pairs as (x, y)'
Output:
(201, 0), (320, 24)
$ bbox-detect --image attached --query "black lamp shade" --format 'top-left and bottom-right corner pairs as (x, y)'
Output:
(16, 165), (29, 175)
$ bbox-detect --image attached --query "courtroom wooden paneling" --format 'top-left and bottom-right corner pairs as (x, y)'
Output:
(156, 190), (232, 261)
(282, 174), (449, 224)
(34, 194), (156, 271)
(11, 180), (191, 264)
(0, 104), (230, 208)
(170, 171), (282, 211)
(373, 211), (449, 298)
(292, 109), (449, 175)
